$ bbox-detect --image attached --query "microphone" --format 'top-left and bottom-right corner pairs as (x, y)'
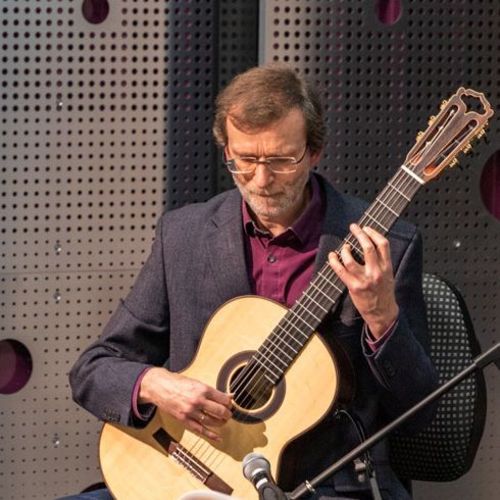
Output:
(242, 453), (286, 500)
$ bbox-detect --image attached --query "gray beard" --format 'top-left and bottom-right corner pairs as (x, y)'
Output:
(233, 171), (310, 222)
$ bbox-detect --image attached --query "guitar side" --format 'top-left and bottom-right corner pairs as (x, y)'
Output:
(99, 296), (341, 499)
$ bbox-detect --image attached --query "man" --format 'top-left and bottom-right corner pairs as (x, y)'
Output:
(66, 63), (438, 499)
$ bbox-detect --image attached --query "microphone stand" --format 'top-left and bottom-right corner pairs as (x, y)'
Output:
(286, 342), (500, 499)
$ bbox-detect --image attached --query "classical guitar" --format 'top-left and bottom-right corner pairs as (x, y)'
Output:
(99, 88), (493, 499)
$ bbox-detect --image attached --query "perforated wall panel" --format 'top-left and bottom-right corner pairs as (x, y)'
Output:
(2, 0), (499, 499)
(0, 1), (168, 497)
(262, 1), (500, 499)
(217, 0), (259, 192)
(0, 1), (257, 498)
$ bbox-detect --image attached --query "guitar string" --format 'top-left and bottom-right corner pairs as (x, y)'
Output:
(183, 166), (422, 471)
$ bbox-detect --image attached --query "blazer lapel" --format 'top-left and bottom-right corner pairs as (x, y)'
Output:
(314, 178), (350, 273)
(205, 190), (253, 303)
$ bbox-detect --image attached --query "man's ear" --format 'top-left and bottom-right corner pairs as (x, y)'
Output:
(309, 148), (324, 168)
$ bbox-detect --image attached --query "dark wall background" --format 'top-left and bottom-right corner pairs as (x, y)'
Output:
(0, 1), (498, 498)
(262, 2), (500, 499)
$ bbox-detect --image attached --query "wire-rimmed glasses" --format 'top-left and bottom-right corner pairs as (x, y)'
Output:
(223, 146), (308, 174)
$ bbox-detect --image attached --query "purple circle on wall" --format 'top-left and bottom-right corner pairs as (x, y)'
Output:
(0, 339), (33, 394)
(375, 0), (402, 26)
(480, 151), (500, 221)
(82, 0), (110, 25)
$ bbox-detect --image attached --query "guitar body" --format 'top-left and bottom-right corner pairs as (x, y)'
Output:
(99, 296), (342, 499)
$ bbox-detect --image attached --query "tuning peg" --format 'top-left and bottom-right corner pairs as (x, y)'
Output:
(477, 128), (487, 139)
(462, 144), (473, 154)
(428, 115), (436, 125)
(449, 158), (460, 168)
(440, 99), (448, 110)
(416, 131), (425, 141)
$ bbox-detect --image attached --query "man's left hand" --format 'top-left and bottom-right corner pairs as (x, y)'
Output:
(328, 223), (399, 339)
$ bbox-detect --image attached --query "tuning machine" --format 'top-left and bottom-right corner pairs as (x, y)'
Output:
(439, 99), (448, 110)
(449, 158), (460, 168)
(476, 128), (487, 140)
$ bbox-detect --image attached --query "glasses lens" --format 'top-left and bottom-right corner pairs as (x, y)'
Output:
(267, 157), (297, 173)
(227, 158), (255, 173)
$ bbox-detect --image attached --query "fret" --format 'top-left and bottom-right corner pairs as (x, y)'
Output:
(291, 301), (322, 323)
(261, 337), (294, 363)
(265, 334), (297, 358)
(256, 344), (289, 371)
(387, 180), (411, 201)
(286, 307), (316, 330)
(276, 339), (298, 355)
(309, 281), (333, 301)
(270, 327), (301, 352)
(278, 316), (310, 341)
(374, 196), (399, 217)
(316, 270), (343, 294)
(364, 212), (389, 232)
(301, 290), (328, 313)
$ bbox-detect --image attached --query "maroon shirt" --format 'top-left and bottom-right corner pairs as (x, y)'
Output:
(242, 175), (325, 308)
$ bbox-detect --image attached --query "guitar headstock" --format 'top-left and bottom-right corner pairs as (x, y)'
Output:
(405, 87), (494, 182)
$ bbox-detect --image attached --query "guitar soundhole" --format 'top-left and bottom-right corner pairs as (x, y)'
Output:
(217, 350), (286, 423)
(230, 365), (273, 411)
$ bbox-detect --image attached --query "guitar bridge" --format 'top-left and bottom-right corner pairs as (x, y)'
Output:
(153, 428), (233, 495)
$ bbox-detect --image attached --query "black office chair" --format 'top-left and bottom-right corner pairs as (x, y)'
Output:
(389, 273), (487, 482)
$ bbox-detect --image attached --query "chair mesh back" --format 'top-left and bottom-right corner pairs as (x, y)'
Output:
(390, 273), (487, 481)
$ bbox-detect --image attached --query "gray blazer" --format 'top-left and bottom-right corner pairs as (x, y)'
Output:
(70, 175), (438, 498)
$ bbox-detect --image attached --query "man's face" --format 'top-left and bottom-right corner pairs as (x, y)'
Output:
(225, 108), (321, 226)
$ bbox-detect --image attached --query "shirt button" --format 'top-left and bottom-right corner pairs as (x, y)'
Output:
(267, 255), (277, 263)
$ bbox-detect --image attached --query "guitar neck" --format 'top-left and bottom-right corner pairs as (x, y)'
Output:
(252, 166), (424, 383)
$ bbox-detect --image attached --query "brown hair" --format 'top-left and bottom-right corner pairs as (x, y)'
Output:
(213, 63), (326, 154)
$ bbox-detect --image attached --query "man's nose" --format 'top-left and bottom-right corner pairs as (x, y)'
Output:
(252, 162), (274, 188)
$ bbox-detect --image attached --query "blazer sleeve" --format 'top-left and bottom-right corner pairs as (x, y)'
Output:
(362, 229), (439, 432)
(69, 218), (171, 427)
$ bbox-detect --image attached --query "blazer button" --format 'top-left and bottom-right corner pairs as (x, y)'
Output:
(267, 255), (277, 263)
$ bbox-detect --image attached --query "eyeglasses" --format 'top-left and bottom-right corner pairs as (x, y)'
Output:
(223, 146), (308, 175)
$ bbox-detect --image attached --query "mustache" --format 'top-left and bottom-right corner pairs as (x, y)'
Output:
(247, 189), (281, 196)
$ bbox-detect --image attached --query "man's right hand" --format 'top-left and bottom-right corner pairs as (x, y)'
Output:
(138, 367), (233, 442)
